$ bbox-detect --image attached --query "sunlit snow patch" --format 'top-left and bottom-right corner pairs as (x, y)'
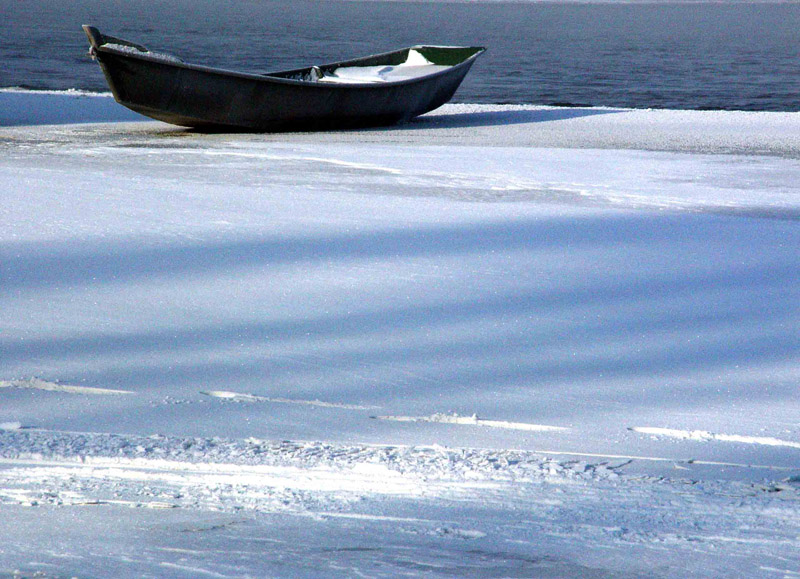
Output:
(630, 427), (800, 450)
(201, 390), (379, 410)
(373, 413), (568, 432)
(316, 49), (450, 84)
(0, 378), (132, 395)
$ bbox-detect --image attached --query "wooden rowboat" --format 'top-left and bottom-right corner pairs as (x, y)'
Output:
(83, 25), (485, 132)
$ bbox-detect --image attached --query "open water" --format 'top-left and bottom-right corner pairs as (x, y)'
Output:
(2, 0), (799, 111)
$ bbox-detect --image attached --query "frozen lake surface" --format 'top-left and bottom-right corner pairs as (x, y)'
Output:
(1, 91), (799, 577)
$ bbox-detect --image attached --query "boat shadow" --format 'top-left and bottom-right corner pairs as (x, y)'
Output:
(173, 107), (621, 135)
(404, 106), (621, 130)
(177, 107), (620, 135)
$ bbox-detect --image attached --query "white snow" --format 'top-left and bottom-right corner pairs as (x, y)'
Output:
(374, 413), (569, 431)
(317, 64), (451, 84)
(101, 43), (184, 64)
(201, 389), (380, 409)
(0, 378), (133, 395)
(631, 427), (800, 450)
(317, 48), (450, 84)
(1, 90), (799, 577)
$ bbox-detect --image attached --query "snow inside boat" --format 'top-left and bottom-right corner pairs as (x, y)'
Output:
(83, 26), (485, 132)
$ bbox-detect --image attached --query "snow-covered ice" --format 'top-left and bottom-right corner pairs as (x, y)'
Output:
(0, 88), (145, 127)
(1, 90), (799, 577)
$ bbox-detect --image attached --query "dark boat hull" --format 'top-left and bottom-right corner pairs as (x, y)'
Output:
(83, 26), (484, 132)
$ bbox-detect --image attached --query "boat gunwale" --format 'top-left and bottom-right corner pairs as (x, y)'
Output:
(94, 43), (486, 90)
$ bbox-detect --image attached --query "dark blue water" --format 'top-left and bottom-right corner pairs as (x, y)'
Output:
(2, 0), (800, 111)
